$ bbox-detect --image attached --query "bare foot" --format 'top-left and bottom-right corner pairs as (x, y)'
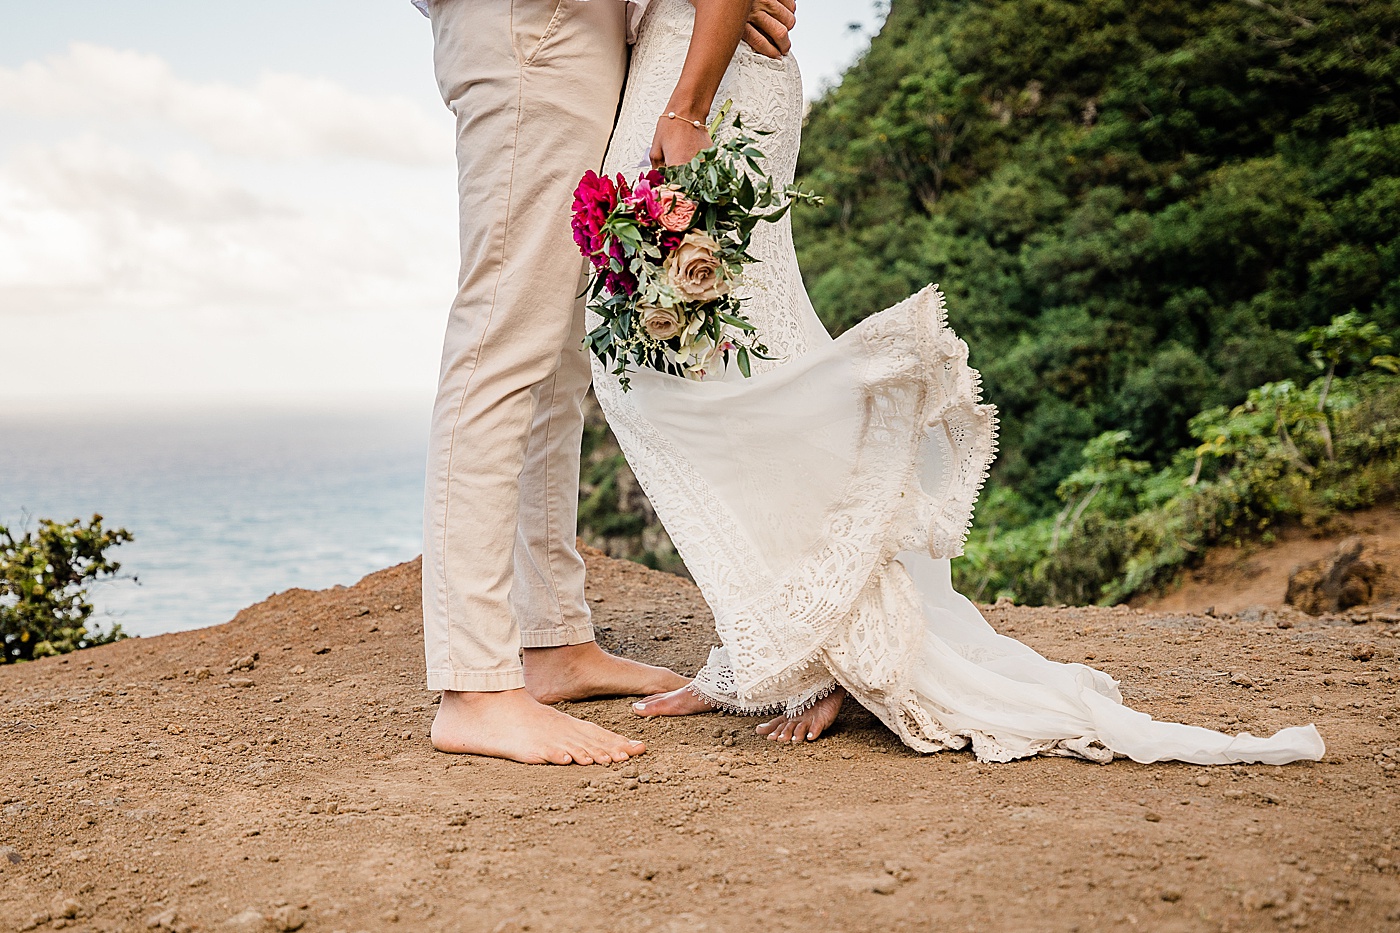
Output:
(523, 641), (689, 705)
(755, 688), (845, 743)
(631, 683), (716, 717)
(430, 688), (646, 765)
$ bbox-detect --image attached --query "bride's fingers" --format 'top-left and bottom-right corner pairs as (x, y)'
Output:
(748, 13), (792, 55)
(757, 0), (798, 29)
(741, 23), (783, 59)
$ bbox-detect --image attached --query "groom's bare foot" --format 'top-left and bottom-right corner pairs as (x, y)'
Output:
(430, 688), (646, 765)
(631, 683), (716, 716)
(756, 687), (845, 743)
(523, 642), (689, 705)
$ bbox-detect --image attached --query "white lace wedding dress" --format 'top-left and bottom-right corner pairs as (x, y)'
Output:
(591, 0), (1325, 765)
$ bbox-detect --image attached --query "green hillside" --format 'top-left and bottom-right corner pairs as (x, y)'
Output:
(578, 0), (1400, 604)
(792, 0), (1400, 601)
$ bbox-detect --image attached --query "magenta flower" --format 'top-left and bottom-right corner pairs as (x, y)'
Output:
(571, 170), (618, 260)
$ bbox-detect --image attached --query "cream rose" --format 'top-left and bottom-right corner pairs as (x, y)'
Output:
(665, 231), (729, 302)
(640, 303), (682, 341)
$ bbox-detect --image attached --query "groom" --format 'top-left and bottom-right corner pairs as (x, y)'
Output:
(421, 0), (797, 765)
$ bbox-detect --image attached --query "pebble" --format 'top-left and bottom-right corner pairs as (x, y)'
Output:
(268, 906), (306, 932)
(1144, 812), (1162, 822)
(1195, 776), (1211, 787)
(312, 646), (331, 655)
(58, 899), (82, 920)
(1160, 888), (1183, 903)
(145, 907), (178, 929)
(221, 909), (266, 931)
(229, 678), (255, 689)
(1230, 673), (1256, 688)
(870, 876), (898, 895)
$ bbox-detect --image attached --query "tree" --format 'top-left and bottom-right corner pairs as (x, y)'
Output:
(1, 515), (132, 663)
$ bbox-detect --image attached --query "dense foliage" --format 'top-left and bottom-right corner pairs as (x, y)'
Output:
(579, 0), (1400, 604)
(795, 0), (1400, 505)
(1, 516), (131, 662)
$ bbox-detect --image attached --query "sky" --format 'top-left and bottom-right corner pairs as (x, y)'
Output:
(0, 1), (886, 414)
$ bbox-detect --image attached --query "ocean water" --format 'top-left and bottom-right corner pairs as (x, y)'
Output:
(0, 407), (428, 637)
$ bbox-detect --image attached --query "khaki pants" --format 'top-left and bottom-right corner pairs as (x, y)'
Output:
(422, 0), (628, 692)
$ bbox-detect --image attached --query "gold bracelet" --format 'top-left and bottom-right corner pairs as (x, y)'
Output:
(661, 111), (706, 130)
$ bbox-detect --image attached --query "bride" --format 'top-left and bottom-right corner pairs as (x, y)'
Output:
(594, 0), (1325, 765)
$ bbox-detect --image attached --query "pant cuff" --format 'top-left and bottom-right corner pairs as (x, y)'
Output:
(519, 626), (594, 649)
(426, 668), (525, 692)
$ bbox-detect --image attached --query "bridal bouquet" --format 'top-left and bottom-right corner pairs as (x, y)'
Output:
(572, 105), (820, 389)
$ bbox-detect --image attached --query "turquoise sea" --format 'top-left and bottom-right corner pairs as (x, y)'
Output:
(0, 408), (427, 638)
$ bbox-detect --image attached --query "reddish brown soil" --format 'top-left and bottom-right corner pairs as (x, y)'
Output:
(2, 548), (1399, 933)
(1141, 507), (1400, 617)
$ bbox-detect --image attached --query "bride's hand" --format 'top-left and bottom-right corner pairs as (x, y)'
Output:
(742, 0), (797, 59)
(649, 115), (713, 169)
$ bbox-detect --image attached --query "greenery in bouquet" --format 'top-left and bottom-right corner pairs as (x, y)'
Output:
(572, 104), (821, 389)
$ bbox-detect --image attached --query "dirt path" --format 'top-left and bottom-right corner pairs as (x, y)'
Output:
(2, 549), (1398, 933)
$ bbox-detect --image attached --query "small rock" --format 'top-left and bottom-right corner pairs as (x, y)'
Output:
(1160, 888), (1183, 903)
(1144, 812), (1162, 822)
(1195, 776), (1211, 787)
(222, 909), (266, 932)
(639, 868), (657, 881)
(58, 899), (82, 920)
(268, 906), (305, 932)
(291, 666), (305, 675)
(1230, 673), (1256, 688)
(194, 668), (211, 681)
(1351, 644), (1376, 662)
(1241, 889), (1279, 911)
(146, 907), (178, 929)
(392, 603), (403, 611)
(229, 677), (255, 689)
(312, 646), (331, 655)
(1310, 695), (1325, 708)
(870, 876), (899, 895)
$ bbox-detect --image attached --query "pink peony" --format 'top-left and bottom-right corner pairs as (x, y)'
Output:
(571, 170), (617, 261)
(657, 187), (698, 232)
(623, 169), (669, 223)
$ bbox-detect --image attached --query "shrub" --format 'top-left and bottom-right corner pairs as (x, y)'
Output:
(1, 515), (132, 663)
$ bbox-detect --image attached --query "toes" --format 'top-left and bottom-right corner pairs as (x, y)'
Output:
(756, 717), (780, 736)
(567, 746), (595, 766)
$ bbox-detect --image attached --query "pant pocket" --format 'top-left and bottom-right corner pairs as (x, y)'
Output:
(515, 0), (567, 67)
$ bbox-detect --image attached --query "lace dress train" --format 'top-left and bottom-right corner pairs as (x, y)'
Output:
(591, 0), (1325, 765)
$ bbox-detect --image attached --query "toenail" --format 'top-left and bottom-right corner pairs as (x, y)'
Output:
(807, 732), (815, 740)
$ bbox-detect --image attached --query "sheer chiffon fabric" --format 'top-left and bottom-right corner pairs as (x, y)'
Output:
(593, 0), (1325, 765)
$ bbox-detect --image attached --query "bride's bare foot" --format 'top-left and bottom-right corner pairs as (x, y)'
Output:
(523, 641), (689, 705)
(631, 683), (716, 717)
(430, 688), (646, 765)
(756, 687), (845, 743)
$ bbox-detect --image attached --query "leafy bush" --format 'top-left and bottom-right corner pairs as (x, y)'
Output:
(956, 317), (1400, 604)
(796, 0), (1400, 508)
(1, 515), (132, 662)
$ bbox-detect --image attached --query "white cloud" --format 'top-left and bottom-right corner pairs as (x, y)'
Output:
(0, 44), (465, 408)
(0, 43), (451, 165)
(0, 135), (454, 319)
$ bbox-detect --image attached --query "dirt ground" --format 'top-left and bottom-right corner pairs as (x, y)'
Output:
(3, 545), (1399, 933)
(1141, 507), (1400, 617)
